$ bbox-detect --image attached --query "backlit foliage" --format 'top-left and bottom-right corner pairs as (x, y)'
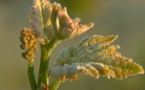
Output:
(50, 35), (144, 81)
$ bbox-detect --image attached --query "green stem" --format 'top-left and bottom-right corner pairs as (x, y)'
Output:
(37, 37), (60, 89)
(28, 62), (37, 90)
(50, 79), (61, 90)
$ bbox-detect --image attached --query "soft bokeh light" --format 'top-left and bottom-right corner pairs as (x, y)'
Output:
(0, 0), (145, 90)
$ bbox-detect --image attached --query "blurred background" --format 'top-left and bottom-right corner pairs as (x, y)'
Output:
(0, 0), (145, 90)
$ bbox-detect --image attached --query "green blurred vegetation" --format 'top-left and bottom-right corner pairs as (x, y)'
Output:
(0, 0), (145, 90)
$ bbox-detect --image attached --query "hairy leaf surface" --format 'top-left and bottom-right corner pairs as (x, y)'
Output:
(50, 35), (144, 81)
(29, 0), (54, 40)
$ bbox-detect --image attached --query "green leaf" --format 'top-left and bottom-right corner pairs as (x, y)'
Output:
(50, 35), (144, 81)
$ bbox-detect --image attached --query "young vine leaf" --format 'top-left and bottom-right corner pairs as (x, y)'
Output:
(29, 0), (54, 41)
(50, 35), (144, 82)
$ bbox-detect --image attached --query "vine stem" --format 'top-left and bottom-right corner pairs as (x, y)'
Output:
(50, 79), (61, 90)
(28, 61), (37, 90)
(37, 37), (60, 89)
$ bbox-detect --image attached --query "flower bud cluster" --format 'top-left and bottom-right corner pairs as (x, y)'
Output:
(20, 28), (38, 61)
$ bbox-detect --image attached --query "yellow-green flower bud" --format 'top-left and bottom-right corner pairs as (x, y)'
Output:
(22, 50), (35, 62)
(20, 28), (38, 51)
(20, 28), (38, 61)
